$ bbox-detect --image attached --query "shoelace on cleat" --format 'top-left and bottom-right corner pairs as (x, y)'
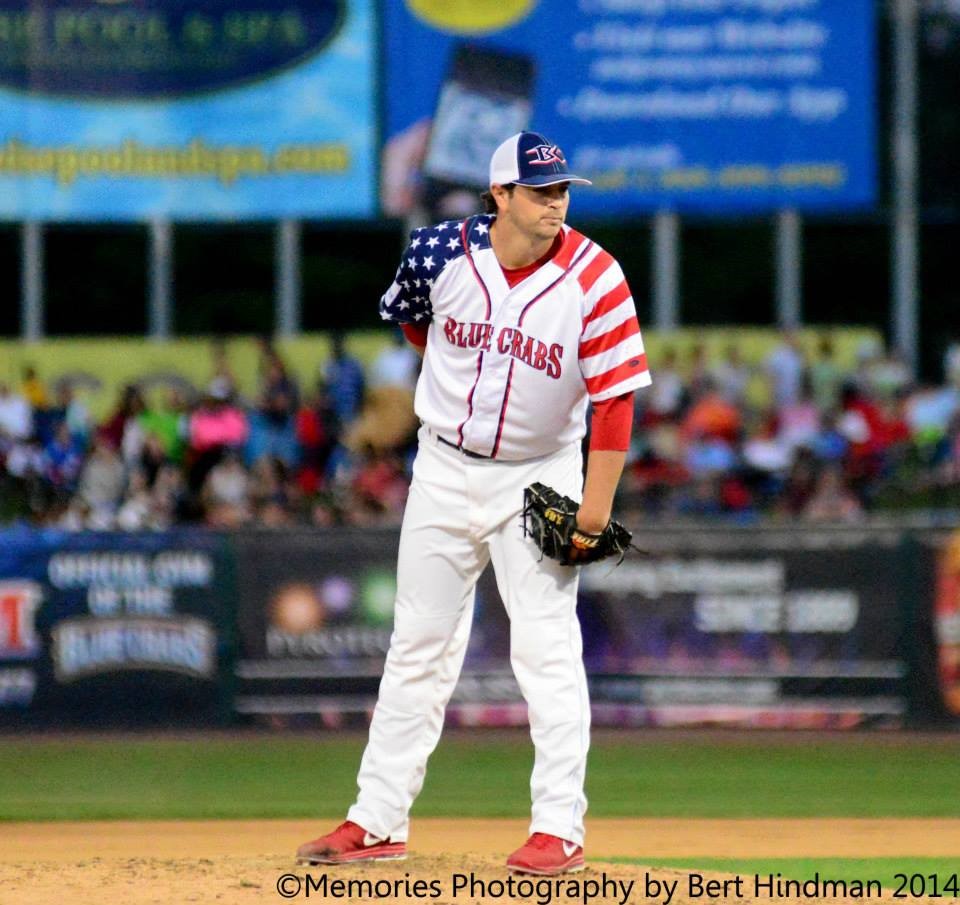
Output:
(526, 833), (557, 850)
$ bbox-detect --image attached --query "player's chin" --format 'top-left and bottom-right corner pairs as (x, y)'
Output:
(538, 219), (564, 237)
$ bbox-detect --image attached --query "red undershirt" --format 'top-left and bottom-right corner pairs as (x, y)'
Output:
(500, 232), (564, 288)
(401, 230), (634, 451)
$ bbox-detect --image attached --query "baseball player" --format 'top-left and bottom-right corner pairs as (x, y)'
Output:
(297, 131), (651, 875)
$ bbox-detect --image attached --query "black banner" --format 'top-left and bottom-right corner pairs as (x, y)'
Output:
(233, 526), (912, 729)
(233, 528), (398, 725)
(577, 525), (908, 728)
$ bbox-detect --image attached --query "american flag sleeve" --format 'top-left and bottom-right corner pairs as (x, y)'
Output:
(378, 232), (435, 326)
(578, 257), (651, 403)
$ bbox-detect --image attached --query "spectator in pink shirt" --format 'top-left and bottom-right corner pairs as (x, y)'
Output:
(186, 379), (249, 501)
(188, 379), (249, 454)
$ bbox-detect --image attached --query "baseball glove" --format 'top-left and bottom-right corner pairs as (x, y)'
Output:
(522, 482), (634, 567)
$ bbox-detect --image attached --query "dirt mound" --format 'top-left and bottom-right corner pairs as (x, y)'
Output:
(3, 819), (956, 905)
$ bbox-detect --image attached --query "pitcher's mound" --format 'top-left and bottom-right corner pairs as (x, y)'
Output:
(3, 853), (941, 905)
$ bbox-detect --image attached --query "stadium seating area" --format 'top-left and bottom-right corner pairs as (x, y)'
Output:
(628, 333), (960, 521)
(2, 329), (960, 529)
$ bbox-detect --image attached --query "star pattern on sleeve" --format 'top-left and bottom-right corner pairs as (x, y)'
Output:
(465, 214), (495, 252)
(379, 219), (487, 324)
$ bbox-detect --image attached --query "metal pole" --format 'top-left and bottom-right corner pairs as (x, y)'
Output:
(775, 208), (802, 328)
(21, 221), (44, 341)
(652, 211), (680, 329)
(891, 0), (919, 375)
(148, 219), (173, 341)
(275, 219), (302, 337)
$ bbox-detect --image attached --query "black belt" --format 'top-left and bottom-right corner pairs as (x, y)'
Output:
(437, 435), (492, 459)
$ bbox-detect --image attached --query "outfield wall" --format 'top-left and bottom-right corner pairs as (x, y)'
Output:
(1, 524), (957, 730)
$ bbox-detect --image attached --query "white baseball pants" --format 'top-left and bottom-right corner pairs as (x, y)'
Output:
(347, 425), (590, 846)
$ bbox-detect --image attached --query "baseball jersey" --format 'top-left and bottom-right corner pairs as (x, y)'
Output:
(379, 214), (651, 461)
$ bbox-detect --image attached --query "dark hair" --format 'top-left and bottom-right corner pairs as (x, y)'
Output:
(480, 184), (514, 214)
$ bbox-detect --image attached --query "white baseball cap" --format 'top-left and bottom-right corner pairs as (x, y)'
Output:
(489, 131), (592, 188)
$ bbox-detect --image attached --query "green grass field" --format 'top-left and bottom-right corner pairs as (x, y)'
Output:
(1, 733), (957, 822)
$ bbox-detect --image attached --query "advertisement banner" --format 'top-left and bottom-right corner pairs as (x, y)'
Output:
(928, 531), (960, 718)
(383, 0), (876, 218)
(577, 527), (906, 728)
(234, 527), (906, 729)
(0, 0), (375, 220)
(0, 528), (235, 725)
(233, 529), (400, 723)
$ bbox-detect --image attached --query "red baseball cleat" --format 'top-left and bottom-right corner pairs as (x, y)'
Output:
(296, 820), (407, 865)
(506, 833), (585, 875)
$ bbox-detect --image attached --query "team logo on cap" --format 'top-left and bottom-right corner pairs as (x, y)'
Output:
(526, 144), (566, 166)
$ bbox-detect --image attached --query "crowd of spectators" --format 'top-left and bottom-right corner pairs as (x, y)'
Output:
(0, 334), (418, 531)
(626, 332), (960, 521)
(3, 329), (960, 530)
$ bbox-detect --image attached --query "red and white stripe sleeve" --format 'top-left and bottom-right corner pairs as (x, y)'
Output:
(578, 253), (651, 403)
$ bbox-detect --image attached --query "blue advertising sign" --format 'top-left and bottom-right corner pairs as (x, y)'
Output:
(0, 0), (375, 220)
(0, 527), (235, 725)
(383, 1), (876, 217)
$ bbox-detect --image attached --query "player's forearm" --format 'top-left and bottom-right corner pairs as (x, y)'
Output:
(577, 449), (627, 534)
